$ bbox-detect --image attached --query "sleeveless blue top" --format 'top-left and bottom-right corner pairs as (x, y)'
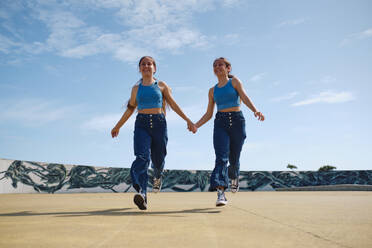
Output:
(136, 81), (163, 110)
(213, 78), (240, 111)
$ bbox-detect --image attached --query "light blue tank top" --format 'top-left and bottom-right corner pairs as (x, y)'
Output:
(213, 78), (240, 111)
(136, 81), (163, 110)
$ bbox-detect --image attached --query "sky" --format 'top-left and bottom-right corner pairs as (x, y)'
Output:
(1, 0), (371, 172)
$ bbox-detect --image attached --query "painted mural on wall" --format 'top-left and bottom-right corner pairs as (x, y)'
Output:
(238, 170), (372, 191)
(1, 159), (372, 193)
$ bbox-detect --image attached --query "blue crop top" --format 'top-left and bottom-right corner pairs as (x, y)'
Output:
(136, 81), (163, 110)
(213, 78), (240, 111)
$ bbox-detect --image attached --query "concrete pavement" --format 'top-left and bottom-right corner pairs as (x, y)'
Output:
(0, 192), (371, 248)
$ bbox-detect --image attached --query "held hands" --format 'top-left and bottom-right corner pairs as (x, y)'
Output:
(111, 127), (120, 138)
(187, 120), (198, 134)
(254, 111), (265, 121)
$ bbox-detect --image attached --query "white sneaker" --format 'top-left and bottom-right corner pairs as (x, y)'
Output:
(230, 178), (239, 193)
(153, 177), (162, 193)
(216, 189), (228, 207)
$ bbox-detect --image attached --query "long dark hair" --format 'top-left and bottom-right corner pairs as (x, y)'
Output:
(126, 56), (168, 114)
(138, 56), (157, 74)
(214, 57), (241, 104)
(213, 57), (234, 78)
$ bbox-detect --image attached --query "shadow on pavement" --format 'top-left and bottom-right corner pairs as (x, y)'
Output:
(0, 207), (221, 217)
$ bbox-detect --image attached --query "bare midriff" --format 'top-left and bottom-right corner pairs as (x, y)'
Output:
(138, 108), (163, 114)
(218, 106), (241, 112)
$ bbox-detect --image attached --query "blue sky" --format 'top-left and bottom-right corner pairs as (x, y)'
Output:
(1, 0), (371, 171)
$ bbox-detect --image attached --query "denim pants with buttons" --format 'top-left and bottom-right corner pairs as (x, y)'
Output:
(210, 111), (246, 191)
(130, 113), (167, 194)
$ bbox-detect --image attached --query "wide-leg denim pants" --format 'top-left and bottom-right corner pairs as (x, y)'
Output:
(210, 111), (246, 191)
(130, 113), (167, 194)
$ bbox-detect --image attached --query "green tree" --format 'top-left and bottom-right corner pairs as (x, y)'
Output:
(318, 165), (337, 172)
(287, 164), (298, 170)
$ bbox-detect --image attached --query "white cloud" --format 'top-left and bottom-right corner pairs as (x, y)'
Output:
(292, 91), (354, 106)
(1, 22), (24, 41)
(271, 92), (299, 102)
(111, 0), (215, 27)
(113, 42), (153, 63)
(340, 28), (372, 46)
(127, 25), (208, 51)
(36, 9), (99, 56)
(0, 1), (24, 15)
(249, 73), (266, 82)
(0, 34), (18, 54)
(305, 75), (337, 86)
(116, 1), (183, 27)
(223, 33), (240, 45)
(0, 98), (81, 125)
(62, 41), (100, 58)
(360, 28), (372, 38)
(158, 29), (208, 50)
(0, 0), (242, 63)
(222, 0), (241, 7)
(44, 64), (62, 76)
(277, 18), (306, 28)
(81, 113), (132, 132)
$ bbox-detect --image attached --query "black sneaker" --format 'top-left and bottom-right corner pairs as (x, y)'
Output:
(133, 193), (147, 210)
(153, 177), (162, 193)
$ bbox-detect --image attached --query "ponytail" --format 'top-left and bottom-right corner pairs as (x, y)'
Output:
(123, 56), (169, 115)
(214, 57), (233, 78)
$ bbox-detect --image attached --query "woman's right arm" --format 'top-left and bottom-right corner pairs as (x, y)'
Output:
(111, 86), (138, 138)
(195, 87), (215, 128)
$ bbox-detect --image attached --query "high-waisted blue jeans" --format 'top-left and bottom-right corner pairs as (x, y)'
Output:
(210, 111), (246, 191)
(130, 113), (168, 194)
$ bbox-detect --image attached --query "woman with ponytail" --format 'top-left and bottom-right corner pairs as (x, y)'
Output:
(194, 57), (265, 206)
(111, 56), (196, 210)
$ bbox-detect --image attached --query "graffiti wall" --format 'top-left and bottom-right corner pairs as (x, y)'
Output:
(1, 158), (371, 193)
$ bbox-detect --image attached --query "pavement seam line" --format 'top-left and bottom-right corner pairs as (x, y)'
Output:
(200, 211), (219, 247)
(231, 205), (352, 248)
(91, 212), (133, 248)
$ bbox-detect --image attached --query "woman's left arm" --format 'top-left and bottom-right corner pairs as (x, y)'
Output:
(232, 77), (265, 121)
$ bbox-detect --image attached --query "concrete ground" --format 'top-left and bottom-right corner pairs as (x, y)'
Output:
(0, 192), (371, 248)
